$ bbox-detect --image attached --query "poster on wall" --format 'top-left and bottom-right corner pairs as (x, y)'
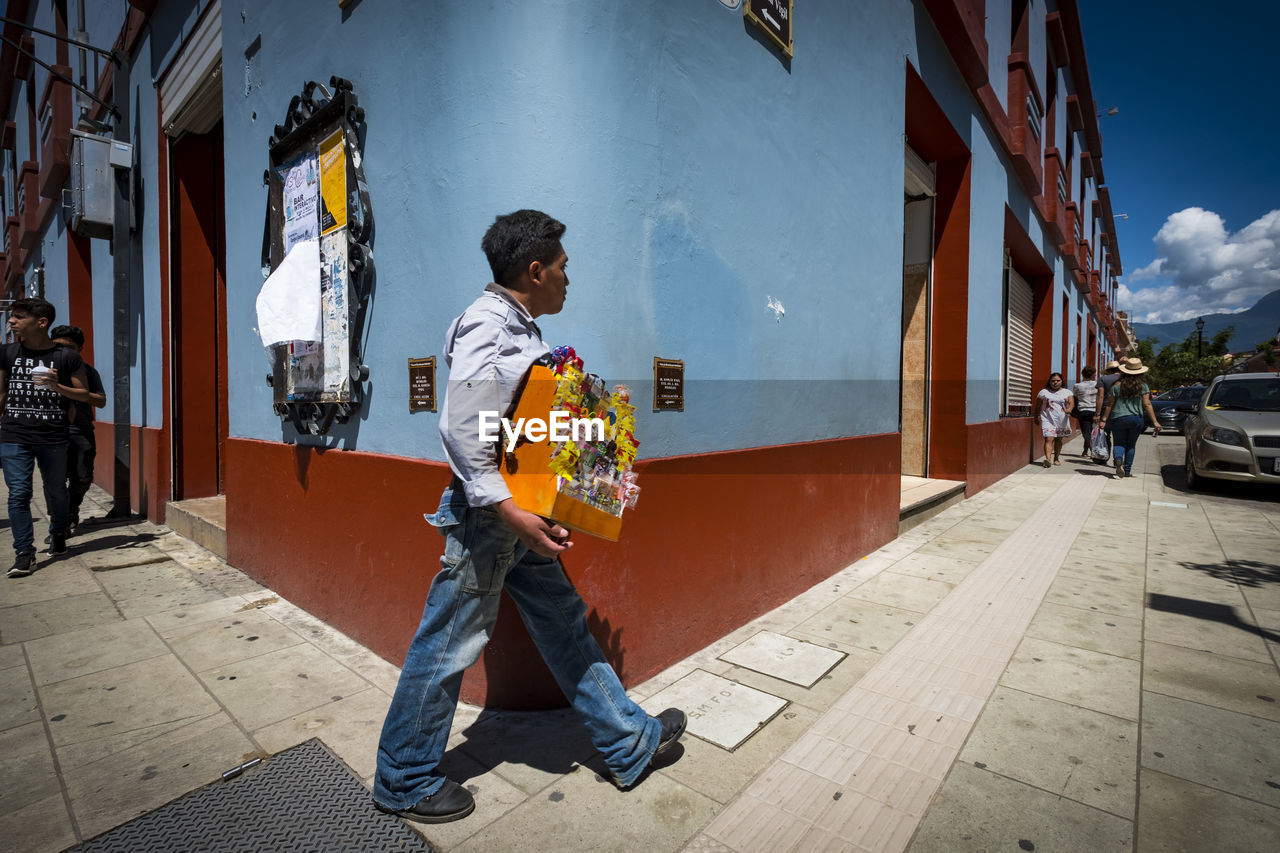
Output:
(278, 151), (319, 252)
(318, 129), (347, 236)
(320, 229), (350, 398)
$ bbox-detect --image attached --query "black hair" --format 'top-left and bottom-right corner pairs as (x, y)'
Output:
(49, 324), (85, 348)
(481, 209), (566, 285)
(10, 297), (55, 324)
(1082, 366), (1096, 379)
(1044, 372), (1064, 389)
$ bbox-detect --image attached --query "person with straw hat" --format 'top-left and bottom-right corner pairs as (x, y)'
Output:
(1097, 356), (1162, 478)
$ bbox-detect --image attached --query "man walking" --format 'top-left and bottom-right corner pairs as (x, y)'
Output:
(1, 299), (88, 577)
(49, 325), (106, 529)
(373, 210), (685, 824)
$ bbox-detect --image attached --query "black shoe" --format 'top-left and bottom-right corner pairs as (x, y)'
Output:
(48, 533), (67, 555)
(375, 780), (475, 824)
(7, 552), (37, 578)
(612, 708), (687, 789)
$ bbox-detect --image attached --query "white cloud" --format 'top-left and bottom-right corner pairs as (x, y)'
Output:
(1124, 207), (1280, 323)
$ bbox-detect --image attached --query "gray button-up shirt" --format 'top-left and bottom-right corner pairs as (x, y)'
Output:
(440, 283), (549, 507)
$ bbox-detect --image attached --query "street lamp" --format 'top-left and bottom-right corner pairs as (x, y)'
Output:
(1196, 316), (1205, 359)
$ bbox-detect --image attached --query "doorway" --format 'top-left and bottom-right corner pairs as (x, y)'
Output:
(170, 121), (227, 498)
(901, 145), (935, 477)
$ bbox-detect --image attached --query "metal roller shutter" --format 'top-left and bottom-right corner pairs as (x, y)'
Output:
(1006, 267), (1034, 415)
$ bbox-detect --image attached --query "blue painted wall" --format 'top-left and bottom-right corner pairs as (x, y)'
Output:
(225, 0), (921, 462)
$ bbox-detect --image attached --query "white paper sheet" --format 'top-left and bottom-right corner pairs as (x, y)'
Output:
(256, 238), (322, 346)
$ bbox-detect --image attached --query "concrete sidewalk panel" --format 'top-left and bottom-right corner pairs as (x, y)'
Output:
(1137, 769), (1280, 853)
(1026, 602), (1143, 659)
(0, 792), (76, 853)
(957, 687), (1138, 817)
(76, 542), (171, 571)
(1143, 603), (1273, 664)
(0, 642), (21, 669)
(884, 551), (981, 585)
(159, 606), (308, 672)
(844, 572), (955, 614)
(906, 762), (1132, 853)
(253, 686), (391, 779)
(1141, 691), (1280, 808)
(0, 563), (100, 607)
(403, 747), (530, 851)
(1000, 636), (1141, 721)
(1143, 640), (1280, 722)
(450, 706), (597, 796)
(0, 719), (60, 813)
(197, 643), (370, 731)
(63, 715), (256, 840)
(26, 619), (169, 686)
(39, 655), (221, 760)
(1043, 571), (1144, 620)
(793, 599), (922, 654)
(0, 662), (38, 729)
(0, 591), (122, 643)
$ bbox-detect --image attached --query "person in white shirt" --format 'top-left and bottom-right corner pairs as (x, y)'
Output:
(372, 210), (685, 825)
(1072, 366), (1100, 456)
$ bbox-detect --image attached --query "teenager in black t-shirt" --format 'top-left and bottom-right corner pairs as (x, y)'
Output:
(50, 325), (106, 530)
(1, 299), (89, 577)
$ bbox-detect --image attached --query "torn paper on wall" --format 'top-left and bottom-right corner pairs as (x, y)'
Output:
(256, 238), (322, 347)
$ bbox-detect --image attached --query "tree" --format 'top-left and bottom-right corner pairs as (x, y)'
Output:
(1147, 325), (1234, 389)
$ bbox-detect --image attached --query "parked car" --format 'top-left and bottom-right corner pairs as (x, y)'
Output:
(1151, 385), (1206, 434)
(1184, 373), (1280, 489)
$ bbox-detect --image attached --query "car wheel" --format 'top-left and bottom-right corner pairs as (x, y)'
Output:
(1185, 447), (1202, 490)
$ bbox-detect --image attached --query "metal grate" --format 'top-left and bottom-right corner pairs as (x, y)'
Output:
(1252, 435), (1280, 448)
(75, 739), (433, 853)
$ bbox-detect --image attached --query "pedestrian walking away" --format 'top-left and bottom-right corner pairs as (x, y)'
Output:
(372, 209), (686, 825)
(1072, 365), (1099, 456)
(48, 325), (106, 532)
(1034, 372), (1074, 467)
(0, 298), (89, 578)
(1094, 360), (1122, 462)
(1098, 356), (1161, 478)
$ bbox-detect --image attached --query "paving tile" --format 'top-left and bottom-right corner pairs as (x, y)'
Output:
(1137, 769), (1280, 853)
(1000, 635), (1141, 721)
(1143, 603), (1273, 664)
(660, 703), (821, 805)
(0, 642), (22, 670)
(641, 669), (788, 751)
(1042, 571), (1144, 620)
(253, 686), (389, 780)
(0, 564), (101, 608)
(792, 599), (922, 654)
(1026, 602), (1143, 660)
(884, 551), (980, 585)
(64, 714), (257, 840)
(723, 644), (879, 713)
(39, 654), (221, 761)
(718, 630), (846, 688)
(399, 748), (530, 852)
(337, 648), (402, 695)
(906, 763), (1132, 853)
(0, 720), (59, 814)
(451, 759), (718, 853)
(25, 618), (168, 686)
(198, 643), (369, 731)
(1143, 640), (1280, 722)
(143, 595), (253, 632)
(958, 687), (1137, 818)
(0, 592), (123, 643)
(1141, 691), (1280, 809)
(0, 662), (39, 730)
(160, 606), (307, 672)
(451, 706), (597, 796)
(0, 792), (77, 853)
(76, 541), (173, 571)
(844, 572), (955, 614)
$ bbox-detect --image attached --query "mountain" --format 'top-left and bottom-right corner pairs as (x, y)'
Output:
(1131, 289), (1280, 354)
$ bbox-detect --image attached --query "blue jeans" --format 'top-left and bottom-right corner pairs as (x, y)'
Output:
(1110, 415), (1144, 475)
(373, 486), (660, 809)
(1, 441), (70, 556)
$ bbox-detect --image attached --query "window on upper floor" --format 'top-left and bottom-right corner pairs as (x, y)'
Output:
(3, 147), (14, 219)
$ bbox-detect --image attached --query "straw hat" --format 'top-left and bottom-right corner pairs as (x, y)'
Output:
(1118, 357), (1149, 375)
(1105, 360), (1121, 371)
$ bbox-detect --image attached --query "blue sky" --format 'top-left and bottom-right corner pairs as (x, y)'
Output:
(1077, 0), (1280, 323)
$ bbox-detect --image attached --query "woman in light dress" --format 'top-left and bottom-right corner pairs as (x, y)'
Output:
(1034, 372), (1074, 467)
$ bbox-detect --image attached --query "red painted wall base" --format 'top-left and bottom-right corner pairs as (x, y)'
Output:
(224, 433), (902, 709)
(91, 422), (169, 523)
(965, 417), (1035, 495)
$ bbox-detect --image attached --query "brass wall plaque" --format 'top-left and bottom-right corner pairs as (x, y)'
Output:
(408, 357), (437, 412)
(654, 357), (685, 412)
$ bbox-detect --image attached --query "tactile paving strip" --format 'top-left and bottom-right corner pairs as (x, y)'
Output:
(76, 739), (433, 853)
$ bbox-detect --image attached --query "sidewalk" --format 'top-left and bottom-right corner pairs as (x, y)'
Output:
(2, 434), (1278, 852)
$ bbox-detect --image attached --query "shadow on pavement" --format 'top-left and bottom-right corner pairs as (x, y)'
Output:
(1177, 558), (1280, 589)
(1148, 592), (1280, 644)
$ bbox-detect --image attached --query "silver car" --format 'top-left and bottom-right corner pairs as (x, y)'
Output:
(1184, 373), (1280, 488)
